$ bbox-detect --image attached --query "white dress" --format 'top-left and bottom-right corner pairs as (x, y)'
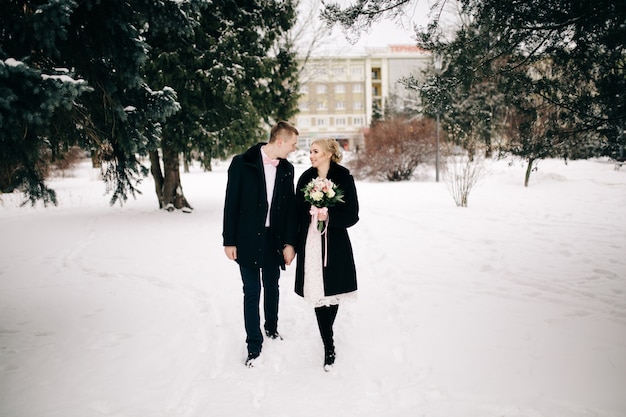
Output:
(303, 219), (356, 307)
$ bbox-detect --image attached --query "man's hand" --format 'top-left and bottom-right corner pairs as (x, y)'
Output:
(283, 244), (295, 266)
(224, 246), (237, 261)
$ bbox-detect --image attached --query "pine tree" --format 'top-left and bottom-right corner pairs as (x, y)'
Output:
(144, 0), (300, 211)
(0, 0), (91, 205)
(0, 0), (186, 206)
(322, 0), (626, 163)
(55, 0), (183, 205)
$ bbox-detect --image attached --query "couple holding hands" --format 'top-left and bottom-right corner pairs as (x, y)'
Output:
(222, 121), (359, 371)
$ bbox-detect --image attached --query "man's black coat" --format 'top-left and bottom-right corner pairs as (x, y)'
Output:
(222, 143), (297, 269)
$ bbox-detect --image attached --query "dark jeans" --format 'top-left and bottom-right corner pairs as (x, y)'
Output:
(239, 263), (280, 355)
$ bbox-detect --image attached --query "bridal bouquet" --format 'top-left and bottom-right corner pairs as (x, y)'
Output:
(301, 177), (345, 232)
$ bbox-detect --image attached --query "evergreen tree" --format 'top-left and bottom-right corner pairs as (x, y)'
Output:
(465, 0), (625, 158)
(1, 0), (189, 206)
(144, 0), (301, 211)
(1, 1), (91, 205)
(411, 1), (618, 184)
(410, 23), (528, 159)
(322, 0), (626, 163)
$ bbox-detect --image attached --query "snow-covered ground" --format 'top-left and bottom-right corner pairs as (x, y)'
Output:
(1, 157), (625, 417)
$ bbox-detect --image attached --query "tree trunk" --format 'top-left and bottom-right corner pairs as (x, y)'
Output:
(149, 145), (193, 212)
(90, 149), (100, 168)
(161, 142), (193, 212)
(149, 150), (165, 209)
(524, 158), (534, 187)
(485, 108), (493, 158)
(202, 152), (213, 172)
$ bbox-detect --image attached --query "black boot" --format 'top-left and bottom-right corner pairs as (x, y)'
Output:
(324, 346), (336, 369)
(315, 305), (338, 371)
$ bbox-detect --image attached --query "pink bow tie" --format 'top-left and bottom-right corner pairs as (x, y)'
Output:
(263, 156), (279, 167)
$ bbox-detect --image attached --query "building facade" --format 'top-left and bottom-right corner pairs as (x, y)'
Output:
(294, 45), (432, 152)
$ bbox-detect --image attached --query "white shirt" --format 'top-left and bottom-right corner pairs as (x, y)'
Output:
(261, 148), (277, 227)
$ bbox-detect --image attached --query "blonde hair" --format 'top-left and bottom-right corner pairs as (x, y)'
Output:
(312, 138), (343, 163)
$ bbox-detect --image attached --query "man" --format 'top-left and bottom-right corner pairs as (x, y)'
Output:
(222, 121), (299, 367)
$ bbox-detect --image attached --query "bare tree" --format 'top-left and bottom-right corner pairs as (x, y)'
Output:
(290, 0), (335, 67)
(445, 149), (486, 207)
(350, 117), (438, 181)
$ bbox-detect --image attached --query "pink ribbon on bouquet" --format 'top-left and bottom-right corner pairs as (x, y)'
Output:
(309, 206), (329, 266)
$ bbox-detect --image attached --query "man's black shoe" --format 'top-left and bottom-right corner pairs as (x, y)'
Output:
(323, 348), (335, 372)
(265, 330), (283, 340)
(245, 352), (260, 367)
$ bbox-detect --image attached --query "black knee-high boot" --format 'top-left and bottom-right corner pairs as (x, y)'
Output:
(315, 305), (338, 367)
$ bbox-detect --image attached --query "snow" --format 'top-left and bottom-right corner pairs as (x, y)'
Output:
(40, 72), (86, 85)
(4, 58), (25, 67)
(1, 157), (625, 417)
(3, 59), (85, 87)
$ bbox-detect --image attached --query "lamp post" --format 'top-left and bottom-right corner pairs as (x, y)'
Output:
(433, 55), (443, 183)
(435, 106), (440, 182)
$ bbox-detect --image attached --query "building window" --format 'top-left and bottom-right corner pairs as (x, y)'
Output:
(316, 84), (327, 94)
(300, 84), (309, 94)
(334, 84), (345, 93)
(351, 66), (363, 77)
(313, 65), (327, 77)
(332, 67), (345, 77)
(316, 118), (328, 127)
(317, 101), (327, 110)
(335, 117), (346, 126)
(300, 102), (309, 111)
(353, 101), (363, 110)
(352, 84), (363, 93)
(335, 101), (345, 110)
(297, 117), (310, 127)
(352, 117), (364, 126)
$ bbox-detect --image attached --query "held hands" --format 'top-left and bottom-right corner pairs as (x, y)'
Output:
(225, 244), (294, 266)
(225, 244), (295, 266)
(283, 244), (295, 266)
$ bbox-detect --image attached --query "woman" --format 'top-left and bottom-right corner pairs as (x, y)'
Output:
(295, 138), (359, 371)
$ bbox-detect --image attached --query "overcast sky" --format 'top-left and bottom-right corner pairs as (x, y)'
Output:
(295, 0), (458, 54)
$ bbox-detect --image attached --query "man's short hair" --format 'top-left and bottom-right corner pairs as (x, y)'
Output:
(269, 121), (299, 143)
